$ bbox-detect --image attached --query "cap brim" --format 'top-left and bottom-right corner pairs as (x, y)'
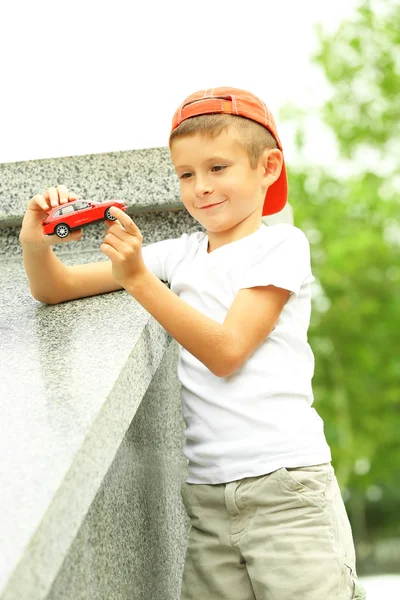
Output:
(262, 160), (288, 216)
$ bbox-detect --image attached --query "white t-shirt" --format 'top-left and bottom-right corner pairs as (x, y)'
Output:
(142, 222), (331, 484)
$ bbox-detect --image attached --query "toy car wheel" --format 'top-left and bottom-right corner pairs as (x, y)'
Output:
(54, 223), (70, 238)
(105, 208), (117, 221)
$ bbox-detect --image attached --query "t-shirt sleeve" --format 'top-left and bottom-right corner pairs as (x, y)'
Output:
(236, 225), (314, 297)
(141, 234), (190, 284)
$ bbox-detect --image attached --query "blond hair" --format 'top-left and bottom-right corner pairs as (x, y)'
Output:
(169, 114), (278, 169)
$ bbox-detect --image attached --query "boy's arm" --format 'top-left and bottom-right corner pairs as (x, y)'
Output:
(21, 243), (122, 304)
(21, 244), (72, 304)
(101, 207), (290, 378)
(127, 270), (289, 378)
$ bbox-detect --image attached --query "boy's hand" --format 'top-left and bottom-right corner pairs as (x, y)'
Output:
(100, 207), (148, 288)
(20, 185), (82, 248)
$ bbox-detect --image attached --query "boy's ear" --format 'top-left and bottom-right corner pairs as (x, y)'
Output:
(260, 148), (283, 187)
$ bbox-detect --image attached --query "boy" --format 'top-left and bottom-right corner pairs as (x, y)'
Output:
(20, 87), (366, 599)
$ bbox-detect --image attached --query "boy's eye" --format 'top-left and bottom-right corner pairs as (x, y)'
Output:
(178, 165), (226, 179)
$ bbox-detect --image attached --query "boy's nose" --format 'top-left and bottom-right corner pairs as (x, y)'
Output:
(195, 177), (214, 196)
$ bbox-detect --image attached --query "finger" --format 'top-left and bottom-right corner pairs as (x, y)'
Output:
(109, 207), (141, 237)
(104, 222), (127, 241)
(61, 229), (83, 243)
(42, 190), (52, 207)
(47, 228), (83, 244)
(56, 184), (69, 204)
(103, 231), (132, 253)
(30, 193), (50, 211)
(100, 242), (119, 261)
(48, 187), (59, 208)
(104, 218), (124, 230)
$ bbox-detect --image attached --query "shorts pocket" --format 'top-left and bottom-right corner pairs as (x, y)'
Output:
(277, 463), (333, 508)
(180, 482), (189, 507)
(180, 482), (201, 519)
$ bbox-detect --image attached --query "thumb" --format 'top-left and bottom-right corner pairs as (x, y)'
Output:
(62, 229), (83, 243)
(44, 228), (83, 246)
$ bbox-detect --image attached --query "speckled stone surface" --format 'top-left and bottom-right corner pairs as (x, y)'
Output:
(0, 209), (204, 258)
(47, 340), (189, 600)
(0, 251), (182, 599)
(0, 148), (181, 228)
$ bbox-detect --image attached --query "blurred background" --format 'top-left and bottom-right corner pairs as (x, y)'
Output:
(2, 0), (399, 592)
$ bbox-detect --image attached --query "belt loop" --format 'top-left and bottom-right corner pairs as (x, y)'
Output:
(225, 481), (240, 515)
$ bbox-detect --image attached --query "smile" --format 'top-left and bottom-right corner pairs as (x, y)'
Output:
(200, 201), (226, 210)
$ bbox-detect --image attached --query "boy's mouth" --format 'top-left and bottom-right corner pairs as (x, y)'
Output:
(200, 201), (226, 210)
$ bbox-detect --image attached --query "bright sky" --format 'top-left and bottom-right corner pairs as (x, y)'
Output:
(1, 0), (359, 166)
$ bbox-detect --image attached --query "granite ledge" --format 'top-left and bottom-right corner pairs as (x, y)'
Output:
(0, 147), (181, 228)
(0, 251), (175, 599)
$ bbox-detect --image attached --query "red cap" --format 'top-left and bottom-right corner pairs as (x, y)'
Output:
(170, 86), (288, 216)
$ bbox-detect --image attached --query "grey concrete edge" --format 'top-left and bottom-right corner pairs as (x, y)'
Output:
(0, 204), (184, 230)
(0, 146), (182, 228)
(0, 319), (173, 600)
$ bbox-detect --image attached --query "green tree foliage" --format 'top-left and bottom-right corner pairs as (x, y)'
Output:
(315, 0), (400, 159)
(280, 0), (400, 540)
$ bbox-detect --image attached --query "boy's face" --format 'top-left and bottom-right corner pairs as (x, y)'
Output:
(170, 129), (268, 235)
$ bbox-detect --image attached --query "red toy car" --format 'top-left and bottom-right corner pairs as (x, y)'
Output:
(42, 199), (128, 238)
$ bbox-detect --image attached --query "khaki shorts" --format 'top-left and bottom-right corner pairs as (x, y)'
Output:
(180, 463), (366, 600)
